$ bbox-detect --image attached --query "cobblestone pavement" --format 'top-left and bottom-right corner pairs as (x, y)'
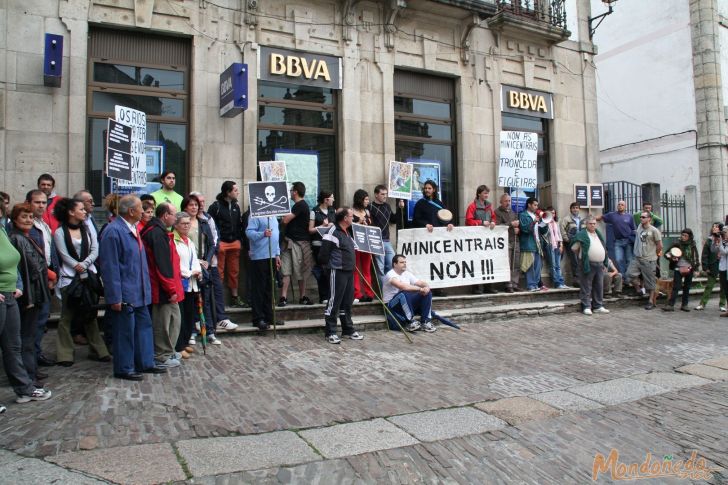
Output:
(0, 306), (726, 483)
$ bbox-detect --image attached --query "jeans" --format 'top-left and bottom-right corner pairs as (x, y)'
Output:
(579, 262), (604, 310)
(699, 273), (726, 308)
(208, 266), (229, 322)
(386, 290), (433, 330)
(374, 241), (396, 277)
(613, 238), (633, 278)
(525, 251), (542, 290)
(0, 293), (35, 396)
(546, 244), (565, 287)
(34, 300), (50, 358)
(668, 271), (693, 308)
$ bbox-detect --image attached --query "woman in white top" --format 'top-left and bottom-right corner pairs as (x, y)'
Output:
(53, 197), (109, 366)
(173, 212), (202, 356)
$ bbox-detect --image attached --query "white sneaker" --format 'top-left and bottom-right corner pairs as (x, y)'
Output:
(158, 358), (181, 368)
(721, 306), (727, 312)
(694, 305), (704, 310)
(583, 308), (593, 316)
(347, 332), (364, 340)
(0, 404), (6, 414)
(216, 319), (239, 330)
(422, 320), (437, 333)
(405, 321), (421, 332)
(593, 307), (610, 314)
(353, 298), (360, 304)
(326, 334), (341, 344)
(209, 336), (222, 346)
(188, 337), (196, 346)
(16, 388), (52, 403)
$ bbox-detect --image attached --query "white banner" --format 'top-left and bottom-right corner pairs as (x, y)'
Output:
(115, 105), (147, 187)
(498, 131), (538, 189)
(396, 226), (511, 289)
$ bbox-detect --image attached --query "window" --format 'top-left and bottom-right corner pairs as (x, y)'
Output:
(257, 81), (338, 208)
(86, 29), (190, 202)
(502, 113), (550, 183)
(393, 71), (457, 220)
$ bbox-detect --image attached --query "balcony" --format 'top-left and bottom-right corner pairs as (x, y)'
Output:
(486, 0), (571, 45)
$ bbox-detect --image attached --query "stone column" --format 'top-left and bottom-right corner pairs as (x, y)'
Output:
(690, 0), (728, 227)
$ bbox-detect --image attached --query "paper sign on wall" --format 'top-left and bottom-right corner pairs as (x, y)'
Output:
(498, 131), (538, 189)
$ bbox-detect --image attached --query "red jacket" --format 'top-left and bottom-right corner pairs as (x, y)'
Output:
(140, 218), (184, 305)
(465, 200), (496, 226)
(43, 195), (60, 234)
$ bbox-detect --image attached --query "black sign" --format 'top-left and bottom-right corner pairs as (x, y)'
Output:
(351, 224), (384, 256)
(574, 184), (589, 207)
(106, 119), (133, 182)
(248, 181), (290, 218)
(590, 184), (604, 208)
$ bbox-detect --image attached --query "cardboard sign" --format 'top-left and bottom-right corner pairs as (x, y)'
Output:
(498, 131), (538, 189)
(574, 184), (589, 207)
(388, 161), (413, 200)
(114, 105), (147, 187)
(351, 224), (385, 256)
(396, 226), (510, 289)
(248, 181), (290, 218)
(105, 119), (133, 182)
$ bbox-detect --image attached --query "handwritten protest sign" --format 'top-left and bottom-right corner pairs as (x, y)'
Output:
(351, 224), (384, 256)
(498, 131), (538, 189)
(396, 226), (510, 289)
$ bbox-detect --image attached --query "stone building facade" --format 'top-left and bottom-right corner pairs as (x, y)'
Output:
(1, 0), (600, 223)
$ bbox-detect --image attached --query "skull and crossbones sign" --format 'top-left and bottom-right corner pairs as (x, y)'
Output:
(253, 185), (288, 211)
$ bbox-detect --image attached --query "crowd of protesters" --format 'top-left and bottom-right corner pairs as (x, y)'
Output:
(0, 170), (721, 413)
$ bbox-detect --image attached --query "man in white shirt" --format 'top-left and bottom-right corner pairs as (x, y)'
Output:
(382, 254), (435, 333)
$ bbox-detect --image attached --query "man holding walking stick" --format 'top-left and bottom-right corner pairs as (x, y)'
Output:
(246, 214), (281, 331)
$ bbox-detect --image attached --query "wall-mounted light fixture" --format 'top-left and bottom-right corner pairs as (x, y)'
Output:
(589, 0), (618, 39)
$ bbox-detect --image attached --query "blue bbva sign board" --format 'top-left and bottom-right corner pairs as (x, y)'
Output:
(219, 63), (248, 117)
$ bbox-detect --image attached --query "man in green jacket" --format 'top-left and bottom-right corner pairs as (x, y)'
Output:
(570, 216), (609, 315)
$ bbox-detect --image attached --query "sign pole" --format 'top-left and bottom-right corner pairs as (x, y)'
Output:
(267, 220), (277, 339)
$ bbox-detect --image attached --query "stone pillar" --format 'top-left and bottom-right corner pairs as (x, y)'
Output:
(690, 0), (728, 227)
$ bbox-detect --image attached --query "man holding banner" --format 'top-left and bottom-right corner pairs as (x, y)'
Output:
(382, 254), (434, 333)
(319, 208), (363, 344)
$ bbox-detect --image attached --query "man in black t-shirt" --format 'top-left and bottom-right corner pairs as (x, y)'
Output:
(279, 182), (314, 306)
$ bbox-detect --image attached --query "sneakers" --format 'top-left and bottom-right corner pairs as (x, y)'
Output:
(421, 320), (437, 333)
(557, 285), (570, 289)
(694, 304), (704, 310)
(209, 335), (222, 345)
(583, 308), (593, 316)
(0, 404), (5, 414)
(299, 296), (314, 305)
(405, 321), (421, 332)
(16, 388), (52, 404)
(721, 306), (727, 312)
(233, 297), (250, 308)
(593, 307), (610, 314)
(188, 337), (196, 346)
(216, 319), (239, 331)
(173, 352), (182, 360)
(326, 334), (341, 344)
(353, 298), (360, 304)
(158, 358), (181, 368)
(278, 297), (288, 307)
(346, 332), (364, 340)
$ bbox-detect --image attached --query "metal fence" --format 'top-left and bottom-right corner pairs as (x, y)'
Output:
(603, 181), (642, 214)
(660, 193), (686, 237)
(495, 0), (568, 29)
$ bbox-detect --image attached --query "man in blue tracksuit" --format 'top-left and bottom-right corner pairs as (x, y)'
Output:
(99, 195), (165, 381)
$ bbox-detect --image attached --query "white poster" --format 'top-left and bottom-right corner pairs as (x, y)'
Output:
(498, 131), (538, 189)
(114, 105), (147, 187)
(396, 226), (511, 289)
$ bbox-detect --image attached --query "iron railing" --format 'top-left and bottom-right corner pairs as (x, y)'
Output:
(660, 193), (686, 237)
(603, 181), (642, 214)
(495, 0), (568, 30)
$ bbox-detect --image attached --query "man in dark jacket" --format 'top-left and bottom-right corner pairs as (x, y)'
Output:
(412, 180), (454, 232)
(140, 203), (183, 368)
(318, 207), (363, 344)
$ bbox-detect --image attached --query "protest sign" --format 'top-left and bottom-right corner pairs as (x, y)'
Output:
(396, 226), (510, 289)
(574, 184), (589, 207)
(114, 105), (147, 187)
(351, 224), (384, 256)
(249, 181), (290, 218)
(498, 131), (538, 189)
(407, 160), (440, 221)
(259, 161), (288, 182)
(388, 161), (413, 199)
(105, 119), (133, 182)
